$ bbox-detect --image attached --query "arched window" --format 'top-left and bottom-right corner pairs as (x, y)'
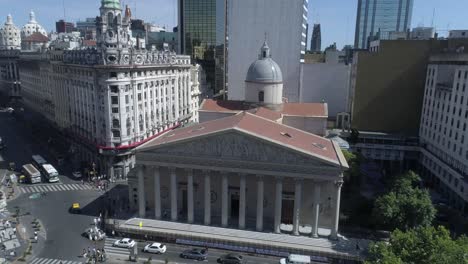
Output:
(107, 13), (114, 27)
(258, 91), (264, 102)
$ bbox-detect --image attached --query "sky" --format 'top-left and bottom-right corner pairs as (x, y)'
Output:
(1, 0), (468, 50)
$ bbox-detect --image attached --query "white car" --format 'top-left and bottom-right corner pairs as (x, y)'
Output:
(143, 242), (167, 254)
(72, 171), (82, 178)
(113, 238), (135, 248)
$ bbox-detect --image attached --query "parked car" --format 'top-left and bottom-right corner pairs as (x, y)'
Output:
(113, 238), (135, 248)
(84, 227), (106, 241)
(217, 253), (246, 264)
(143, 242), (167, 254)
(72, 171), (82, 178)
(180, 248), (207, 261)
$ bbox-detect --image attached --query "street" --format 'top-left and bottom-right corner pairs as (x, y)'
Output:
(0, 110), (282, 263)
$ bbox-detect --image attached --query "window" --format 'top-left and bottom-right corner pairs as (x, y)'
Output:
(112, 107), (119, 113)
(125, 95), (129, 104)
(138, 94), (142, 101)
(112, 129), (120, 138)
(111, 96), (118, 105)
(112, 119), (120, 128)
(110, 85), (118, 93)
(258, 91), (264, 102)
(110, 72), (117, 78)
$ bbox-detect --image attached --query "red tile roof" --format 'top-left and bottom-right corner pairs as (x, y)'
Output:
(282, 103), (327, 117)
(199, 99), (252, 113)
(23, 32), (49, 42)
(248, 107), (282, 121)
(200, 99), (327, 118)
(139, 112), (345, 167)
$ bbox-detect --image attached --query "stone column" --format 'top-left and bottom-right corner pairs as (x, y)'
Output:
(292, 178), (303, 236)
(239, 173), (246, 229)
(256, 175), (264, 232)
(153, 166), (161, 219)
(312, 182), (321, 238)
(330, 179), (344, 240)
(170, 167), (178, 221)
(137, 165), (146, 218)
(186, 168), (194, 224)
(204, 170), (211, 225)
(221, 172), (229, 227)
(274, 177), (283, 234)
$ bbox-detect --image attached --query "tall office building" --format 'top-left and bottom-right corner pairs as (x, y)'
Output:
(354, 0), (414, 49)
(178, 0), (226, 97)
(420, 52), (468, 214)
(227, 0), (308, 102)
(310, 23), (321, 52)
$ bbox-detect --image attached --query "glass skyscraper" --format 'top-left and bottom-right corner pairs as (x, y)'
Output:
(178, 0), (226, 97)
(354, 0), (414, 49)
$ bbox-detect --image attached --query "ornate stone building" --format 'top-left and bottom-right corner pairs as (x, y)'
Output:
(0, 15), (21, 50)
(129, 42), (348, 239)
(17, 0), (200, 179)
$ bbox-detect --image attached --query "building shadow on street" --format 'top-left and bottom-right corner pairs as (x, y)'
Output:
(80, 184), (131, 219)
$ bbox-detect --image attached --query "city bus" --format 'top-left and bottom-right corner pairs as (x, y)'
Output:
(22, 164), (42, 184)
(31, 155), (47, 168)
(41, 164), (59, 183)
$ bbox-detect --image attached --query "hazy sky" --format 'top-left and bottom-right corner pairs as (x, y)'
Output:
(1, 0), (468, 50)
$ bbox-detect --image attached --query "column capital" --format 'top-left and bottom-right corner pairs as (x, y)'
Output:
(294, 177), (304, 182)
(334, 179), (344, 188)
(169, 167), (177, 173)
(256, 174), (264, 180)
(275, 176), (284, 181)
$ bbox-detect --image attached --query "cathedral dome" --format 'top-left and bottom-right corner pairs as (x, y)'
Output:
(0, 14), (21, 50)
(246, 41), (283, 84)
(101, 0), (121, 9)
(21, 11), (47, 39)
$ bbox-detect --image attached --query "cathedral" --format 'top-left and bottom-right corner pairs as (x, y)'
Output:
(129, 41), (348, 241)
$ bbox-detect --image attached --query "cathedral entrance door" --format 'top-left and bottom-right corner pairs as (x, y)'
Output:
(281, 199), (294, 224)
(230, 194), (239, 218)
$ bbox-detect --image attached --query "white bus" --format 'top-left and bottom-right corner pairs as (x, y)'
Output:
(32, 155), (47, 168)
(41, 164), (59, 183)
(22, 164), (41, 184)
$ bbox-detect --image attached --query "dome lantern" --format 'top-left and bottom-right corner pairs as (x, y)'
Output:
(245, 39), (284, 108)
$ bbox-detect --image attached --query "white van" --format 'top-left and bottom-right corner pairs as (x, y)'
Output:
(279, 254), (311, 264)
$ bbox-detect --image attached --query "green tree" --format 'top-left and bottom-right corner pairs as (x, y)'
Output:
(366, 226), (468, 264)
(372, 171), (436, 230)
(342, 150), (362, 186)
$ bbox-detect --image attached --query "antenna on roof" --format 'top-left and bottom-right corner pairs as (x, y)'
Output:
(62, 0), (66, 20)
(431, 8), (435, 28)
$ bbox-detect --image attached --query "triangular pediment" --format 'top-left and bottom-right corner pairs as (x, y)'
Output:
(140, 130), (339, 168)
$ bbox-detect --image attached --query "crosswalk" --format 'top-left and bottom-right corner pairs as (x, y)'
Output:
(104, 238), (131, 257)
(30, 257), (82, 264)
(19, 183), (93, 194)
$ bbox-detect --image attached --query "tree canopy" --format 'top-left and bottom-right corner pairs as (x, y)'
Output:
(372, 171), (436, 230)
(366, 226), (468, 264)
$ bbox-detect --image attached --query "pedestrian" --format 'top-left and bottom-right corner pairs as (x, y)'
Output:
(111, 230), (115, 237)
(34, 235), (38, 242)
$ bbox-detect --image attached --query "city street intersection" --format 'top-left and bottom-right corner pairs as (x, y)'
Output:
(0, 108), (281, 263)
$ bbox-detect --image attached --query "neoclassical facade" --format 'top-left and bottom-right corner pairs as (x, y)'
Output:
(16, 0), (201, 179)
(129, 112), (348, 238)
